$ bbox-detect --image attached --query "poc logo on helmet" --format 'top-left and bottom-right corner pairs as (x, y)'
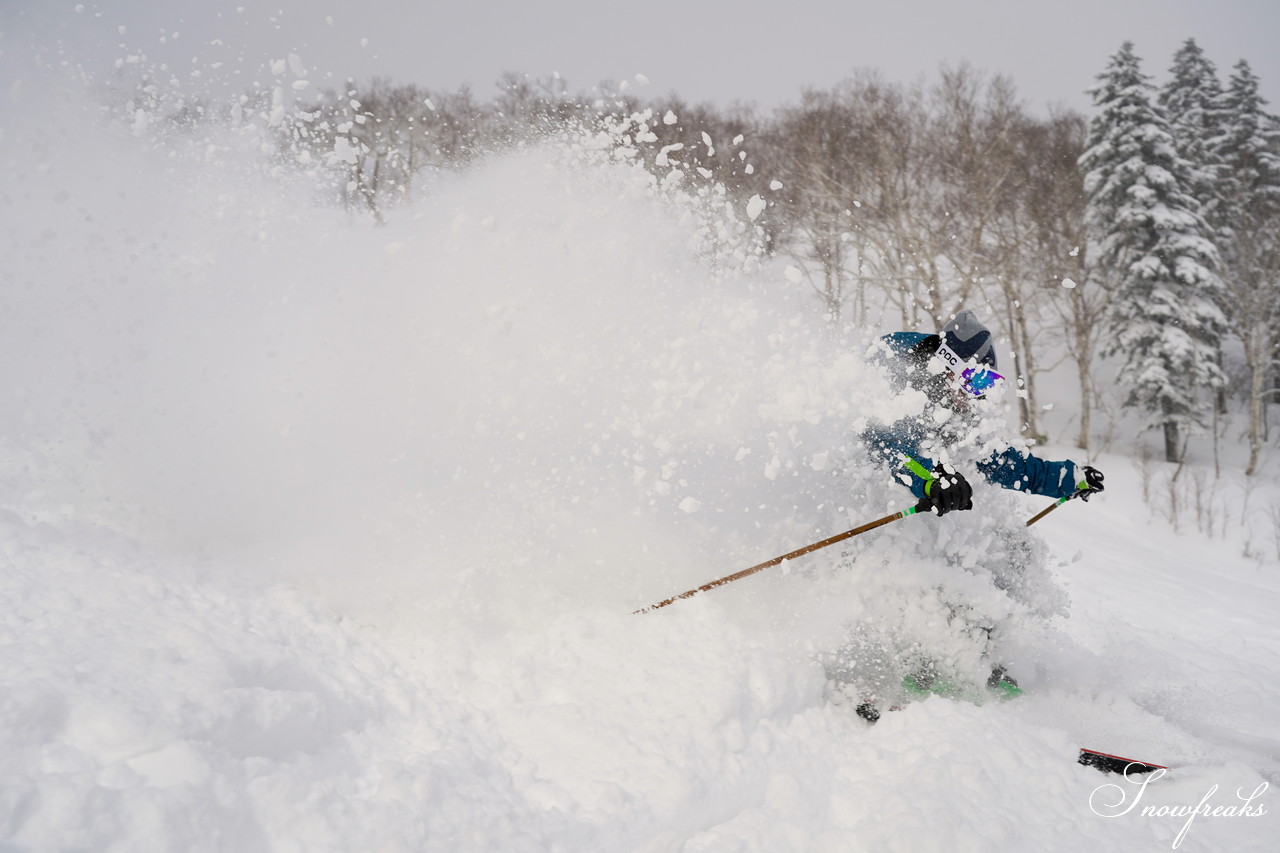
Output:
(934, 342), (963, 373)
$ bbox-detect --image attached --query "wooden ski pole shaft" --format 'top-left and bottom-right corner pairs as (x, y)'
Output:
(634, 506), (920, 615)
(637, 489), (1088, 615)
(1024, 490), (1084, 527)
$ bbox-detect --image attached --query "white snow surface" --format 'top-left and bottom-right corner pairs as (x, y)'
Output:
(2, 84), (1279, 852)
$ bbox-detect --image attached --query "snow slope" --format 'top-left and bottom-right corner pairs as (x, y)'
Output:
(3, 67), (1279, 853)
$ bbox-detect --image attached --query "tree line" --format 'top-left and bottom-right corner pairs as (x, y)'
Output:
(134, 41), (1280, 474)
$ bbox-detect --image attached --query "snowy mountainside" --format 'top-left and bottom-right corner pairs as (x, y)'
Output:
(3, 86), (1279, 852)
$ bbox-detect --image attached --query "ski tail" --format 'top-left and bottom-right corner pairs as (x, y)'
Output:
(1078, 748), (1167, 775)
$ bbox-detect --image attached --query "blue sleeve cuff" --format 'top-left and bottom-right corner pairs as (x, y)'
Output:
(863, 426), (933, 499)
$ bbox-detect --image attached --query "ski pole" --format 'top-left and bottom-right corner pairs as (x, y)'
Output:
(1024, 489), (1086, 527)
(634, 506), (921, 614)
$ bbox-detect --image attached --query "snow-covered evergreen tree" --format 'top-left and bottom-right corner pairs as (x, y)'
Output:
(1080, 42), (1227, 463)
(1159, 39), (1224, 223)
(1160, 39), (1230, 418)
(1214, 60), (1280, 261)
(1212, 60), (1280, 475)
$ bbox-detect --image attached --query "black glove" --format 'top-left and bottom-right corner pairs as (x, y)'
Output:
(1076, 465), (1104, 501)
(916, 463), (973, 516)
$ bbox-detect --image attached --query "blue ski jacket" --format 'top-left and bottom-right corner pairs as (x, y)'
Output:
(864, 332), (1080, 501)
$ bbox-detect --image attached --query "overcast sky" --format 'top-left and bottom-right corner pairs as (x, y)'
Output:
(5, 0), (1278, 115)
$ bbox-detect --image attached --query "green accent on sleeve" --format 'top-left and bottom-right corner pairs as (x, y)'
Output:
(901, 455), (934, 483)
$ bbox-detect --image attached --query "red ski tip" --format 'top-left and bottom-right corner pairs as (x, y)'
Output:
(1078, 748), (1167, 775)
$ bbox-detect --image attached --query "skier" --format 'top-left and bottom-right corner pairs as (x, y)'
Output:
(850, 309), (1104, 720)
(863, 309), (1104, 517)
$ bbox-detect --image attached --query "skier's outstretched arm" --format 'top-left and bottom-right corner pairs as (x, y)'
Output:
(976, 447), (1103, 500)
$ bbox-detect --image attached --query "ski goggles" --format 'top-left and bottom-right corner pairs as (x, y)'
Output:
(935, 342), (1004, 398)
(958, 365), (1004, 398)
